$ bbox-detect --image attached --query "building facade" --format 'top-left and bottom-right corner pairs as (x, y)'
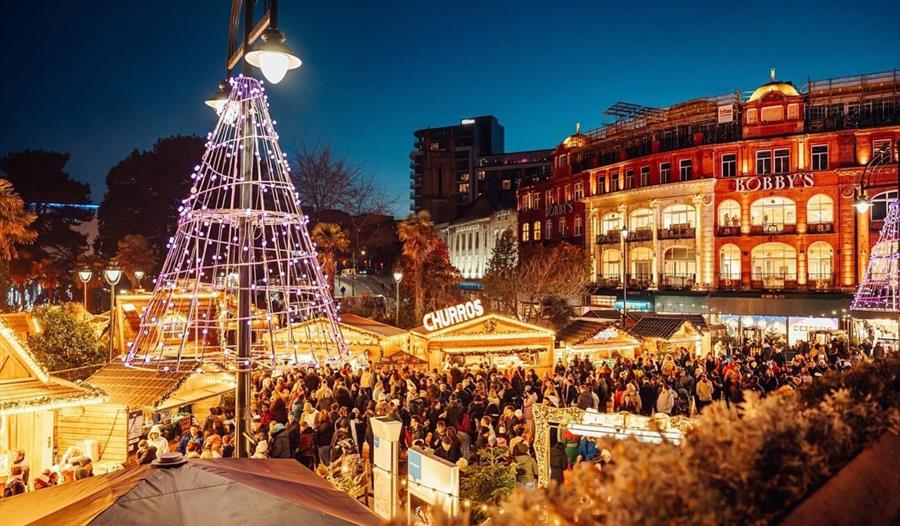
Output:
(519, 70), (900, 341)
(441, 196), (517, 280)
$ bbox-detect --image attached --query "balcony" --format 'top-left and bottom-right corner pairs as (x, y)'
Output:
(807, 274), (835, 292)
(658, 224), (695, 240)
(596, 230), (623, 244)
(717, 225), (741, 237)
(627, 274), (653, 290)
(627, 228), (653, 242)
(751, 275), (798, 291)
(717, 277), (742, 291)
(659, 274), (695, 290)
(750, 223), (797, 236)
(595, 276), (621, 289)
(807, 222), (834, 234)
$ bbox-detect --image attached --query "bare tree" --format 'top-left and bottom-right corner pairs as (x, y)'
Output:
(516, 242), (591, 323)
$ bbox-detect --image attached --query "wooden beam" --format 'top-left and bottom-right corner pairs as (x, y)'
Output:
(227, 12), (271, 72)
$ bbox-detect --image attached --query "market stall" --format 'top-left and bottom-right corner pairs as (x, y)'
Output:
(0, 314), (106, 484)
(409, 302), (555, 372)
(629, 316), (705, 356)
(556, 320), (640, 364)
(270, 313), (408, 367)
(59, 361), (234, 471)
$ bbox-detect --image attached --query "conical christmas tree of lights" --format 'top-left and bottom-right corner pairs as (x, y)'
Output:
(853, 200), (900, 312)
(125, 76), (346, 371)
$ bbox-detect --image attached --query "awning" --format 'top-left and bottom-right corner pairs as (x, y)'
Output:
(709, 294), (853, 317)
(439, 345), (547, 354)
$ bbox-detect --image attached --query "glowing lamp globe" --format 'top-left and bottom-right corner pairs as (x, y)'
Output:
(854, 198), (871, 214)
(204, 82), (231, 112)
(245, 29), (301, 84)
(103, 266), (122, 286)
(78, 269), (93, 284)
(393, 271), (403, 283)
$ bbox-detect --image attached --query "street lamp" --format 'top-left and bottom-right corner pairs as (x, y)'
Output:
(621, 228), (629, 327)
(393, 271), (403, 326)
(204, 81), (231, 112)
(77, 269), (92, 312)
(134, 270), (145, 291)
(245, 28), (302, 84)
(103, 263), (123, 362)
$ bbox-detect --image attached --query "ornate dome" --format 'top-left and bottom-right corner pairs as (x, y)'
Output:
(561, 122), (589, 149)
(748, 69), (800, 102)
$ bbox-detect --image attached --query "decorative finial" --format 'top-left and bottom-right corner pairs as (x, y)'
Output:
(770, 67), (776, 82)
(575, 122), (581, 133)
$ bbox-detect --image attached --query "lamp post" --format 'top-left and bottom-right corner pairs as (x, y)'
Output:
(206, 0), (302, 459)
(854, 141), (899, 214)
(77, 269), (92, 312)
(103, 263), (122, 362)
(393, 271), (403, 326)
(621, 228), (629, 327)
(134, 270), (145, 291)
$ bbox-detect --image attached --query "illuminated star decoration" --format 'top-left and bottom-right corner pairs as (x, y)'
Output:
(125, 76), (346, 372)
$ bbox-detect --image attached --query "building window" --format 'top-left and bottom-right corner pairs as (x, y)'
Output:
(546, 220), (553, 239)
(625, 169), (634, 189)
(629, 208), (653, 232)
(574, 216), (583, 236)
(774, 148), (790, 174)
(533, 221), (541, 241)
(718, 200), (741, 228)
(630, 247), (653, 278)
(640, 166), (650, 186)
(721, 153), (737, 178)
(573, 181), (583, 200)
(807, 194), (834, 225)
(751, 242), (797, 281)
(808, 242), (833, 281)
(662, 204), (696, 228)
(565, 185), (572, 202)
(755, 150), (772, 175)
(663, 247), (696, 278)
(559, 217), (567, 237)
(458, 183), (470, 193)
(660, 162), (671, 183)
(719, 244), (741, 280)
(533, 192), (541, 210)
(751, 197), (796, 232)
(601, 249), (621, 279)
(679, 159), (692, 181)
(811, 145), (829, 171)
(601, 212), (623, 234)
(597, 174), (606, 194)
(610, 172), (620, 192)
(746, 108), (758, 124)
(502, 179), (512, 190)
(545, 190), (554, 206)
(873, 139), (892, 159)
(430, 142), (440, 151)
(522, 223), (530, 242)
(477, 170), (486, 181)
(871, 190), (898, 222)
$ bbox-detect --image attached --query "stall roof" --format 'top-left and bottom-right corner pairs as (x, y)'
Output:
(86, 361), (193, 410)
(635, 313), (709, 332)
(557, 319), (614, 345)
(630, 317), (697, 340)
(339, 314), (406, 338)
(0, 458), (382, 526)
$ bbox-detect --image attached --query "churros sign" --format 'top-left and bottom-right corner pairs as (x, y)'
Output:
(422, 299), (485, 332)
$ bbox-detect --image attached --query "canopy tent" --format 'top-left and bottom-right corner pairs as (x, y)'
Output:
(0, 457), (382, 526)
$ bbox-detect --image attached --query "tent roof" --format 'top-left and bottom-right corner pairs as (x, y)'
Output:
(0, 377), (106, 416)
(556, 319), (611, 345)
(0, 459), (382, 526)
(85, 361), (192, 410)
(339, 313), (407, 338)
(630, 317), (697, 340)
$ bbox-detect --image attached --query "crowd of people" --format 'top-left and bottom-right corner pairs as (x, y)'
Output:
(3, 334), (883, 498)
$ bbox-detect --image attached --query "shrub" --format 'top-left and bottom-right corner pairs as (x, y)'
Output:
(27, 303), (106, 378)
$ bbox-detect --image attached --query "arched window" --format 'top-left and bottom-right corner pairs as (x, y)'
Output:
(663, 247), (697, 287)
(546, 220), (553, 239)
(868, 241), (897, 281)
(600, 212), (622, 234)
(751, 242), (796, 282)
(532, 221), (541, 241)
(718, 200), (741, 228)
(521, 223), (530, 242)
(871, 190), (898, 222)
(807, 242), (833, 281)
(751, 197), (796, 233)
(807, 194), (833, 225)
(719, 244), (741, 280)
(559, 217), (567, 237)
(601, 249), (621, 279)
(662, 204), (696, 228)
(630, 247), (653, 279)
(629, 208), (653, 232)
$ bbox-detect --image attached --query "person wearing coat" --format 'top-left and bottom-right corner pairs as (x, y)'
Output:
(656, 383), (676, 415)
(513, 442), (539, 488)
(269, 423), (292, 459)
(147, 425), (169, 460)
(548, 439), (569, 485)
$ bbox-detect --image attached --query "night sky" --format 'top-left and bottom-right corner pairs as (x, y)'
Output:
(1, 1), (898, 217)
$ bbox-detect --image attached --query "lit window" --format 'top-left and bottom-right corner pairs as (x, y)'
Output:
(721, 153), (737, 177)
(573, 182), (583, 200)
(662, 204), (696, 228)
(597, 174), (607, 193)
(807, 242), (833, 281)
(600, 212), (623, 235)
(630, 247), (653, 278)
(629, 208), (653, 232)
(751, 243), (796, 281)
(533, 221), (541, 241)
(719, 244), (741, 280)
(564, 185), (572, 202)
(751, 197), (796, 232)
(601, 249), (621, 279)
(574, 216), (583, 236)
(663, 247), (696, 278)
(811, 145), (828, 171)
(660, 163), (671, 183)
(522, 223), (530, 242)
(755, 151), (772, 175)
(545, 190), (554, 206)
(871, 191), (898, 222)
(718, 200), (741, 228)
(806, 194), (833, 225)
(502, 179), (512, 190)
(458, 183), (470, 193)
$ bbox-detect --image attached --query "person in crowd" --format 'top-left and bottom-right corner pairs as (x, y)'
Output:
(269, 422), (292, 459)
(513, 442), (539, 488)
(33, 469), (58, 490)
(179, 424), (203, 455)
(137, 440), (157, 465)
(147, 425), (169, 460)
(3, 466), (26, 497)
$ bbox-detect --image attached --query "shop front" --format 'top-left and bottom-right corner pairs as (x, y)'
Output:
(271, 313), (408, 367)
(410, 301), (555, 372)
(556, 319), (640, 364)
(629, 316), (705, 356)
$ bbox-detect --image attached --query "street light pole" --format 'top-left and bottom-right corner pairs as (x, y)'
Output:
(78, 269), (92, 312)
(393, 271), (403, 326)
(621, 228), (629, 327)
(103, 263), (122, 362)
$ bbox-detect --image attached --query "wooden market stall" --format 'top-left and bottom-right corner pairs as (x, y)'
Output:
(57, 361), (234, 471)
(270, 313), (408, 366)
(556, 320), (641, 364)
(409, 313), (555, 373)
(0, 314), (106, 483)
(629, 316), (705, 356)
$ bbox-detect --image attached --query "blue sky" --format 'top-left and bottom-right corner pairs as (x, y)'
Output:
(1, 0), (898, 217)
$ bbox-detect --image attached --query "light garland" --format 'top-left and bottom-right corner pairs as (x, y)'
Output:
(853, 200), (900, 311)
(0, 317), (49, 383)
(124, 76), (346, 372)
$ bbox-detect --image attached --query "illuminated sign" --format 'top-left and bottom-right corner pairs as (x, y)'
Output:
(734, 173), (814, 192)
(788, 316), (838, 345)
(546, 202), (574, 217)
(423, 299), (485, 331)
(460, 118), (475, 125)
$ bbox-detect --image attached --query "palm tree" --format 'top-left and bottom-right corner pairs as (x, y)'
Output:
(0, 179), (37, 260)
(397, 211), (440, 321)
(311, 222), (349, 299)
